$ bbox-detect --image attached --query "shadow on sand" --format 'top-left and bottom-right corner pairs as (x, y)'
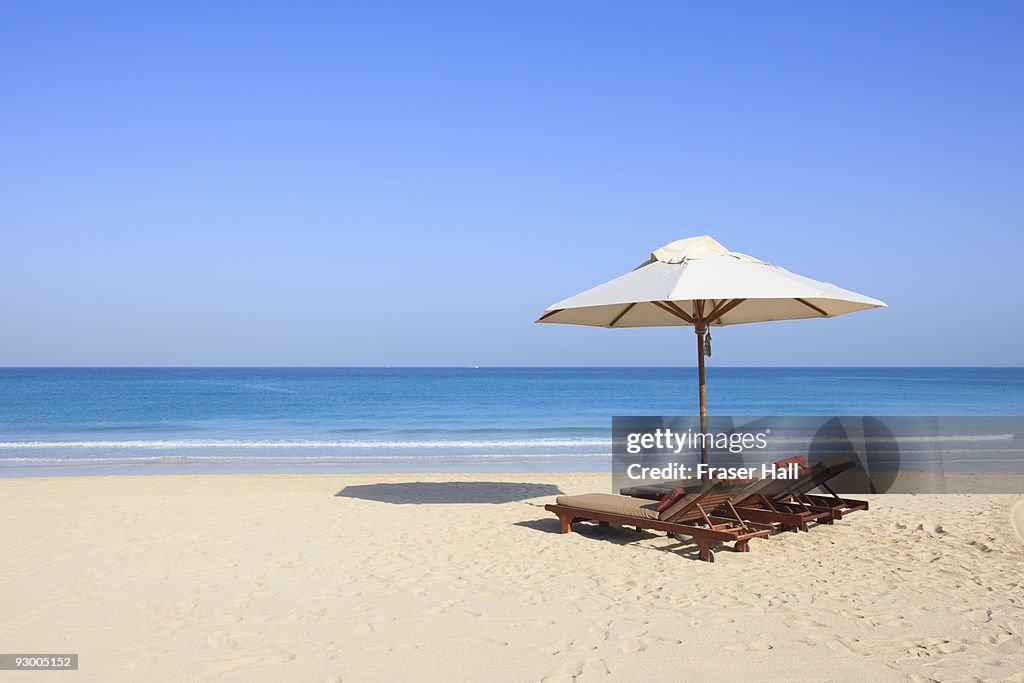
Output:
(513, 518), (708, 561)
(335, 481), (563, 505)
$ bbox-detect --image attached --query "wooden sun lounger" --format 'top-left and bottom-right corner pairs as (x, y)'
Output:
(734, 455), (869, 528)
(786, 456), (870, 520)
(544, 479), (774, 563)
(618, 476), (821, 533)
(619, 455), (868, 532)
(731, 478), (835, 532)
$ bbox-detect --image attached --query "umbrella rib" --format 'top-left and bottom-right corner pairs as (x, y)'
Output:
(661, 300), (696, 324)
(795, 298), (828, 317)
(608, 303), (636, 327)
(705, 298), (728, 322)
(666, 300), (696, 324)
(537, 308), (564, 322)
(652, 300), (694, 324)
(711, 298), (746, 324)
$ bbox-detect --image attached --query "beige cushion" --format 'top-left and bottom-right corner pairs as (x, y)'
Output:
(555, 493), (660, 521)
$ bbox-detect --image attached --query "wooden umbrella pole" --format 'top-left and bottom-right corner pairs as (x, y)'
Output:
(695, 303), (708, 467)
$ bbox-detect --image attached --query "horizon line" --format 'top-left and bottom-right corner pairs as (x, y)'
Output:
(1, 365), (1022, 370)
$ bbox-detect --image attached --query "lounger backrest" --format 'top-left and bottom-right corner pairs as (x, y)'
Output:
(789, 455), (855, 495)
(726, 477), (778, 505)
(741, 463), (826, 504)
(729, 456), (809, 505)
(659, 479), (754, 523)
(734, 476), (796, 504)
(656, 479), (719, 522)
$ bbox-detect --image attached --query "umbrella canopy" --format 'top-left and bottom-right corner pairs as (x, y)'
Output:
(537, 235), (885, 328)
(536, 235), (886, 464)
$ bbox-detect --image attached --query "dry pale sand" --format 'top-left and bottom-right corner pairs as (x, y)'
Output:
(1, 473), (1023, 682)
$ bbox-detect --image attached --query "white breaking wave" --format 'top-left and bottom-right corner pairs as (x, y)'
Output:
(763, 434), (1017, 444)
(0, 452), (609, 464)
(0, 438), (610, 450)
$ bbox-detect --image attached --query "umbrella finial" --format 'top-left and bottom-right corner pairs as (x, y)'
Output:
(651, 235), (729, 264)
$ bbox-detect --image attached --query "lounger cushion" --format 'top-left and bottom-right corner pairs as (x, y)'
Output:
(555, 493), (660, 520)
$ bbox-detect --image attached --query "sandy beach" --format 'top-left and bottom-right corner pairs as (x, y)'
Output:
(0, 474), (1021, 682)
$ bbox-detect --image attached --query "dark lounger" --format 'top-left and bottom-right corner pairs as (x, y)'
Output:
(544, 479), (774, 563)
(620, 455), (868, 532)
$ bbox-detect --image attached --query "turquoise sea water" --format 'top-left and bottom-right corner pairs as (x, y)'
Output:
(0, 367), (1022, 476)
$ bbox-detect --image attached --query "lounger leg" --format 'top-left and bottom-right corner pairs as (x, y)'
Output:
(558, 514), (572, 534)
(697, 541), (716, 563)
(734, 540), (750, 553)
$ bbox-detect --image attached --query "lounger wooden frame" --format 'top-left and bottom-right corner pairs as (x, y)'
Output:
(544, 482), (774, 563)
(773, 456), (870, 521)
(620, 456), (869, 532)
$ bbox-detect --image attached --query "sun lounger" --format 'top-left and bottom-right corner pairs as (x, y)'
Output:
(785, 455), (869, 520)
(732, 455), (868, 529)
(618, 455), (868, 532)
(544, 479), (774, 563)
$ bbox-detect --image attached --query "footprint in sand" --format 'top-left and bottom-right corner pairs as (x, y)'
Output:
(619, 633), (682, 654)
(508, 618), (555, 628)
(587, 617), (649, 638)
(540, 660), (582, 683)
(542, 638), (596, 656)
(456, 636), (508, 647)
(285, 606), (326, 623)
(317, 647), (340, 662)
(364, 643), (420, 653)
(964, 608), (993, 624)
(724, 633), (774, 652)
(689, 615), (735, 627)
(982, 630), (1022, 650)
(429, 599), (480, 616)
(201, 646), (296, 680)
(147, 618), (186, 634)
(353, 614), (398, 635)
(935, 641), (964, 654)
(824, 638), (861, 654)
(122, 645), (168, 670)
(541, 658), (610, 682)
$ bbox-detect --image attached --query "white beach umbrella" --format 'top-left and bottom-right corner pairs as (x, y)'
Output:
(536, 235), (886, 464)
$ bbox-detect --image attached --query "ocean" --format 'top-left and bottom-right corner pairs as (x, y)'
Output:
(1, 367), (1022, 476)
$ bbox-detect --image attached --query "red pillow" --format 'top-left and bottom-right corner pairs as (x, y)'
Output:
(656, 487), (689, 512)
(774, 455), (808, 473)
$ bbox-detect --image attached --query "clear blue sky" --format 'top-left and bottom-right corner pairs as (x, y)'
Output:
(1, 2), (1021, 366)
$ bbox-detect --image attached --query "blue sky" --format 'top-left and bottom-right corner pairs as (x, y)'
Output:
(1, 2), (1021, 366)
